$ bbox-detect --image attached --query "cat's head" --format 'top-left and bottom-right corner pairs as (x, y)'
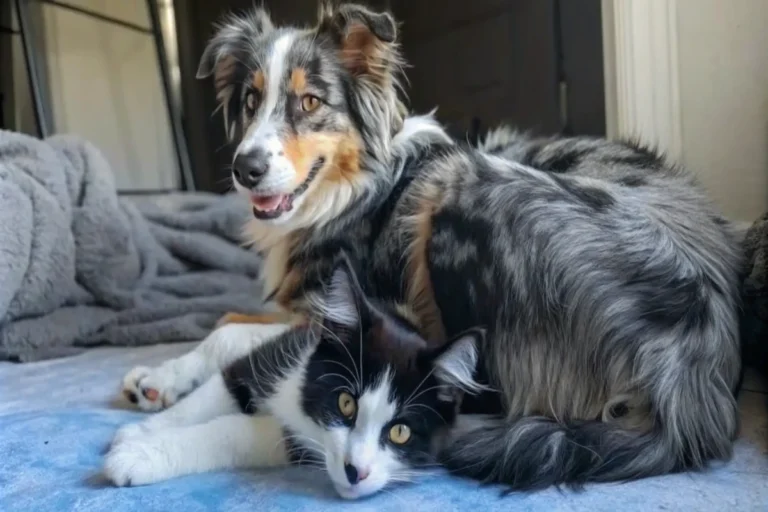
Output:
(302, 259), (485, 499)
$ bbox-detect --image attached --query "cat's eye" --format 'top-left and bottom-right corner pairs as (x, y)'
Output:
(338, 391), (357, 418)
(245, 91), (257, 115)
(388, 424), (412, 445)
(300, 94), (321, 112)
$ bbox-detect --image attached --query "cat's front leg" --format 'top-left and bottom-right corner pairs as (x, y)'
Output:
(121, 321), (291, 411)
(111, 372), (241, 446)
(104, 413), (289, 486)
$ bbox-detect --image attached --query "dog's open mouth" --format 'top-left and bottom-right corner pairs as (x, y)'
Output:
(252, 194), (294, 219)
(251, 157), (325, 220)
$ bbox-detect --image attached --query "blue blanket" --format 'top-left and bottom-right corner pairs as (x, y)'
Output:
(2, 343), (767, 511)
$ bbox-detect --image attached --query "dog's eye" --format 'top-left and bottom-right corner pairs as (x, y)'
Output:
(338, 391), (357, 419)
(388, 424), (411, 445)
(300, 95), (321, 113)
(245, 91), (257, 115)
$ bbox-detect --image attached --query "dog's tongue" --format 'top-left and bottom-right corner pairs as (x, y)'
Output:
(252, 195), (285, 212)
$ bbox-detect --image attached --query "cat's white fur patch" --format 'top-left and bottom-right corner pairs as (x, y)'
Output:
(105, 373), (289, 486)
(325, 368), (407, 499)
(121, 322), (291, 411)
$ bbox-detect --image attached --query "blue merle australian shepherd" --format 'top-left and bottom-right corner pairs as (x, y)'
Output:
(105, 2), (742, 499)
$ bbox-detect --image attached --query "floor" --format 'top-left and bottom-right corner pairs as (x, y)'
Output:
(739, 369), (768, 451)
(1, 343), (767, 512)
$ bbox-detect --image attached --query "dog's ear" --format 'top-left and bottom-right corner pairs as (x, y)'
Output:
(317, 3), (399, 84)
(197, 8), (273, 139)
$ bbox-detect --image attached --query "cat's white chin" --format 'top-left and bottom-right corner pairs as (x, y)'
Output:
(335, 483), (384, 500)
(333, 475), (389, 500)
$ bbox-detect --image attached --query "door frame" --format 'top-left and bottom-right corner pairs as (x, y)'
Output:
(601, 0), (683, 160)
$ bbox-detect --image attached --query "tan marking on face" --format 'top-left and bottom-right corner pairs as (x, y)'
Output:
(325, 132), (362, 183)
(252, 70), (265, 92)
(288, 67), (307, 95)
(283, 132), (362, 187)
(283, 136), (319, 187)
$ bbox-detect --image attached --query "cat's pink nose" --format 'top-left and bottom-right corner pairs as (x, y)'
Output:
(344, 463), (371, 484)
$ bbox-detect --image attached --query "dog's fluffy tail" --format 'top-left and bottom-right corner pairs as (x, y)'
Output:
(475, 125), (520, 153)
(440, 369), (738, 491)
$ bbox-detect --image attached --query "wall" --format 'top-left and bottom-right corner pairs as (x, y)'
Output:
(33, 0), (179, 190)
(604, 0), (768, 223)
(676, 0), (768, 222)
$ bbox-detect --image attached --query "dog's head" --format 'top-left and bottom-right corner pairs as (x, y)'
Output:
(197, 3), (406, 228)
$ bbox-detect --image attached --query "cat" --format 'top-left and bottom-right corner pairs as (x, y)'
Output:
(104, 258), (483, 499)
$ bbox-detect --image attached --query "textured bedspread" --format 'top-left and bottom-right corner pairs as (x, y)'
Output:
(0, 131), (264, 362)
(1, 343), (767, 511)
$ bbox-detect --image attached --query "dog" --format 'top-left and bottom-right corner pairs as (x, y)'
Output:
(117, 2), (742, 491)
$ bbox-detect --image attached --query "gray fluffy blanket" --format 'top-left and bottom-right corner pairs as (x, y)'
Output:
(0, 131), (264, 362)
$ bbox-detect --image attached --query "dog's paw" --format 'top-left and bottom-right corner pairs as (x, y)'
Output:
(104, 437), (173, 487)
(121, 366), (182, 412)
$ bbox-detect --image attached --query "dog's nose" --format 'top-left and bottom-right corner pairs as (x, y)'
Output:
(344, 463), (370, 485)
(233, 150), (269, 188)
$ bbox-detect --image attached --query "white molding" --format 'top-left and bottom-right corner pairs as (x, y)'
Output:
(602, 0), (683, 161)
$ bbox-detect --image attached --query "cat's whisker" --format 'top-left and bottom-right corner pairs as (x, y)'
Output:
(284, 443), (325, 459)
(404, 381), (452, 408)
(316, 322), (361, 393)
(288, 433), (325, 450)
(316, 358), (359, 390)
(317, 371), (356, 390)
(317, 358), (356, 377)
(403, 366), (438, 406)
(275, 432), (325, 461)
(404, 403), (448, 424)
(438, 457), (488, 475)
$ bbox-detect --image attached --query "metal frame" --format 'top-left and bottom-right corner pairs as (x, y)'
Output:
(10, 0), (194, 190)
(145, 0), (195, 192)
(14, 0), (49, 138)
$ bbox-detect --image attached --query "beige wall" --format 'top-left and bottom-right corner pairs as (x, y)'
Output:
(676, 0), (768, 222)
(604, 0), (768, 222)
(27, 0), (179, 190)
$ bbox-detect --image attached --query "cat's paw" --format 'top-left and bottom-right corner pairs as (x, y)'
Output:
(110, 423), (150, 448)
(121, 366), (182, 412)
(104, 436), (173, 487)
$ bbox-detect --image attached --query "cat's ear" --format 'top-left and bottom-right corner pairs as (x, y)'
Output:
(320, 254), (369, 328)
(196, 8), (274, 139)
(432, 328), (486, 394)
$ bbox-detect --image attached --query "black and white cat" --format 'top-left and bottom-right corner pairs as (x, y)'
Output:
(104, 260), (483, 499)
